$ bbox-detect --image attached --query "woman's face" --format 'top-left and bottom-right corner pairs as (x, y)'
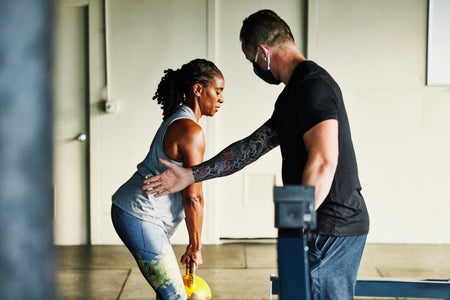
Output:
(199, 75), (225, 117)
(198, 75), (225, 117)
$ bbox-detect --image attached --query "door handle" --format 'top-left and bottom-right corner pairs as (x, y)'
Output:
(76, 133), (87, 142)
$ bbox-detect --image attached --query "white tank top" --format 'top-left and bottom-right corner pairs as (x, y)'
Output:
(112, 104), (197, 236)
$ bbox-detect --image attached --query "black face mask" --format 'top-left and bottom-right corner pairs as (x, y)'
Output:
(252, 51), (281, 85)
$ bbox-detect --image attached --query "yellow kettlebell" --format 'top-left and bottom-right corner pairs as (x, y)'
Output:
(182, 260), (212, 300)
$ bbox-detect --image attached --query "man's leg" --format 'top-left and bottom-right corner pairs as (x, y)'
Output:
(308, 234), (367, 300)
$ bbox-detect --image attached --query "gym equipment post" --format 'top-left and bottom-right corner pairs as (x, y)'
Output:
(272, 185), (316, 300)
(271, 185), (450, 299)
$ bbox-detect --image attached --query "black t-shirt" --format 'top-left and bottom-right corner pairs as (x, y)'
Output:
(266, 61), (369, 236)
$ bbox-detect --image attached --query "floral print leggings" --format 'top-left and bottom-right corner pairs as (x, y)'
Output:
(111, 204), (187, 300)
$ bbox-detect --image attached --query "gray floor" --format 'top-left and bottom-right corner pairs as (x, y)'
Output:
(57, 242), (450, 299)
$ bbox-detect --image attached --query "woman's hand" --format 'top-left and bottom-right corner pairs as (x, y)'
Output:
(180, 244), (203, 267)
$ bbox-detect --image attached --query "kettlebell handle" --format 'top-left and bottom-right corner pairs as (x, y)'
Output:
(186, 260), (197, 286)
(189, 260), (197, 274)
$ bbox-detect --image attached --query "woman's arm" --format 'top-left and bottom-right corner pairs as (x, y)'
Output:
(164, 119), (205, 266)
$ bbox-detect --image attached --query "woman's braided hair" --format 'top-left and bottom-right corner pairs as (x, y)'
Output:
(153, 59), (222, 120)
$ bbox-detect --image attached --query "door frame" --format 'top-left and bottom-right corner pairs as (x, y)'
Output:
(53, 0), (106, 244)
(86, 0), (107, 244)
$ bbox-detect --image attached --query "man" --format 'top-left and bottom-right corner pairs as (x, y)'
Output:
(143, 9), (369, 299)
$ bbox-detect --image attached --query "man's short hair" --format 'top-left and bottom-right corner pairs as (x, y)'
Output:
(240, 9), (294, 57)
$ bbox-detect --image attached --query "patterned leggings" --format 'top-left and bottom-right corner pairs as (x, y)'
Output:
(111, 204), (187, 300)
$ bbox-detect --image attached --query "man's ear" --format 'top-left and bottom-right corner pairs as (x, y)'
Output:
(193, 83), (203, 97)
(256, 44), (272, 61)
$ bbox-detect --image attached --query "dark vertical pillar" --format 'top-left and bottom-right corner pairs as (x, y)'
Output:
(0, 0), (55, 299)
(274, 185), (315, 300)
(277, 229), (311, 299)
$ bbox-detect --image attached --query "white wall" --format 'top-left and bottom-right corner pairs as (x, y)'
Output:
(87, 0), (450, 244)
(308, 0), (450, 243)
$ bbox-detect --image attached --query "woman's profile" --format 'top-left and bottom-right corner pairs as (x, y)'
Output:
(111, 59), (224, 299)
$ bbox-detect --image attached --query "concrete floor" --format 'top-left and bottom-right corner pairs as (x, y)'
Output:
(57, 242), (450, 299)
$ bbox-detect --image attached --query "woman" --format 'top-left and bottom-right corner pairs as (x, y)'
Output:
(111, 59), (224, 299)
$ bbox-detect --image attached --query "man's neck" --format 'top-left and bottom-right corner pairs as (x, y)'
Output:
(272, 43), (306, 84)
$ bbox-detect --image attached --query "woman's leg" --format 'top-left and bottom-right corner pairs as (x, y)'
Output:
(111, 204), (187, 300)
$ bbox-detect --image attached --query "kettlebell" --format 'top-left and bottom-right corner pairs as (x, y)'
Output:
(182, 260), (212, 300)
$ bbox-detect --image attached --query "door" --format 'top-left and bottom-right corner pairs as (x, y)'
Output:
(216, 0), (304, 239)
(53, 3), (90, 245)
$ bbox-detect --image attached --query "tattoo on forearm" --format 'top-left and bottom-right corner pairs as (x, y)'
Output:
(192, 125), (279, 182)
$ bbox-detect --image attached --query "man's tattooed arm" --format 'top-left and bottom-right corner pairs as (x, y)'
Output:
(192, 124), (279, 182)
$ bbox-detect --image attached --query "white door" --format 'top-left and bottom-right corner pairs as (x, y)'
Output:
(215, 0), (304, 239)
(53, 3), (90, 245)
